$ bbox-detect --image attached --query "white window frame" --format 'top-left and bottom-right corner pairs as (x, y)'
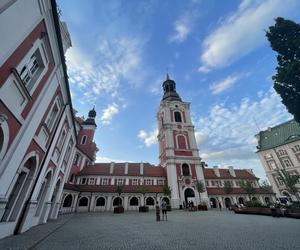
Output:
(145, 179), (152, 185)
(81, 135), (87, 144)
(45, 96), (62, 132)
(117, 179), (124, 185)
(132, 179), (138, 185)
(81, 178), (87, 185)
(102, 178), (108, 185)
(16, 39), (48, 95)
(89, 178), (95, 185)
(157, 179), (164, 185)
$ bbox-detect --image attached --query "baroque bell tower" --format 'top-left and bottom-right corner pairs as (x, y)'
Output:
(157, 75), (208, 208)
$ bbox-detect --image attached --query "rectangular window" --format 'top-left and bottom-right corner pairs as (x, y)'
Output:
(81, 178), (86, 185)
(295, 145), (300, 152)
(45, 102), (59, 131)
(57, 129), (67, 150)
(277, 177), (284, 186)
(89, 178), (95, 185)
(282, 157), (293, 168)
(146, 179), (152, 185)
(102, 178), (108, 185)
(132, 179), (138, 185)
(19, 49), (45, 92)
(157, 179), (164, 185)
(116, 179), (124, 185)
(267, 160), (277, 170)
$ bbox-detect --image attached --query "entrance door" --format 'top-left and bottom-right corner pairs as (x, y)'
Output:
(184, 188), (195, 204)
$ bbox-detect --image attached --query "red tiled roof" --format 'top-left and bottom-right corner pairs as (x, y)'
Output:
(206, 187), (274, 195)
(77, 163), (166, 177)
(144, 165), (166, 177)
(203, 168), (257, 180)
(127, 163), (140, 176)
(64, 184), (164, 193)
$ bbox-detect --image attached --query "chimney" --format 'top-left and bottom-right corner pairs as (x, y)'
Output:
(125, 162), (128, 175)
(140, 162), (144, 175)
(228, 166), (236, 177)
(110, 162), (114, 174)
(213, 166), (220, 177)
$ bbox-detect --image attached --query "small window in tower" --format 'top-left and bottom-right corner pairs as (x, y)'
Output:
(174, 111), (182, 122)
(182, 163), (190, 176)
(170, 85), (174, 91)
(81, 135), (87, 144)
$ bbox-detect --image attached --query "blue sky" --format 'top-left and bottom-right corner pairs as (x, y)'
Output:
(58, 0), (300, 180)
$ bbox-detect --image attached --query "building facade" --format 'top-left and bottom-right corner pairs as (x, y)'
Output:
(256, 120), (300, 201)
(0, 0), (76, 239)
(60, 76), (274, 214)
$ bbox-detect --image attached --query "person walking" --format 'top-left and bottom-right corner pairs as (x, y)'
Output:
(161, 200), (167, 221)
(155, 201), (160, 221)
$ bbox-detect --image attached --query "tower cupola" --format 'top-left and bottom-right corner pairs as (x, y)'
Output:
(82, 107), (97, 126)
(162, 74), (182, 102)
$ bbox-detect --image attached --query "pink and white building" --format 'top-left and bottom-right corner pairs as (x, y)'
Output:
(0, 0), (76, 239)
(61, 76), (274, 213)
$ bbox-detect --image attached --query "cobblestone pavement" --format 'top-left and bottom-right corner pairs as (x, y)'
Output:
(1, 210), (300, 250)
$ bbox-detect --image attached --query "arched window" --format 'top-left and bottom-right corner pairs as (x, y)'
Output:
(63, 194), (73, 207)
(162, 197), (170, 205)
(78, 197), (88, 206)
(174, 111), (182, 122)
(130, 197), (139, 206)
(146, 197), (155, 206)
(177, 135), (187, 149)
(113, 197), (122, 206)
(182, 163), (190, 176)
(81, 135), (87, 144)
(96, 197), (105, 206)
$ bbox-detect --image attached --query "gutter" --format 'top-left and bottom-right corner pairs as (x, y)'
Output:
(50, 0), (77, 136)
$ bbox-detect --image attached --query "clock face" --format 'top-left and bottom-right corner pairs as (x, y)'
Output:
(185, 178), (191, 185)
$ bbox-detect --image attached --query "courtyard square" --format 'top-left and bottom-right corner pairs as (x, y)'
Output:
(0, 210), (299, 250)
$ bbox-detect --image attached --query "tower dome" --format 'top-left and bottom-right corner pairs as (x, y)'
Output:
(82, 107), (97, 126)
(162, 74), (182, 102)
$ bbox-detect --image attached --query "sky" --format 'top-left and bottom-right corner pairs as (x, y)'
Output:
(58, 0), (300, 180)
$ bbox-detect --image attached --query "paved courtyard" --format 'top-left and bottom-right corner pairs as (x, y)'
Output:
(0, 210), (300, 250)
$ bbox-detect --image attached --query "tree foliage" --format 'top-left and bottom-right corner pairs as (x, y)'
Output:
(223, 181), (233, 194)
(116, 185), (123, 196)
(163, 184), (172, 197)
(259, 180), (273, 192)
(196, 180), (206, 203)
(277, 169), (300, 201)
(115, 185), (124, 207)
(137, 185), (149, 206)
(266, 17), (300, 122)
(240, 180), (256, 199)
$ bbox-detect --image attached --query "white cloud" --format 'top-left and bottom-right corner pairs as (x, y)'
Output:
(169, 2), (201, 43)
(210, 75), (239, 94)
(200, 0), (298, 70)
(66, 36), (145, 104)
(170, 17), (191, 43)
(195, 87), (292, 178)
(100, 103), (119, 125)
(96, 155), (132, 163)
(138, 129), (158, 147)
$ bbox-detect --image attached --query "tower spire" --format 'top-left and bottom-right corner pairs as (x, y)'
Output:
(161, 75), (182, 102)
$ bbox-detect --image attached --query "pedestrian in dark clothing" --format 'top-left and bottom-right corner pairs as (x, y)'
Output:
(156, 201), (160, 221)
(161, 200), (167, 221)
